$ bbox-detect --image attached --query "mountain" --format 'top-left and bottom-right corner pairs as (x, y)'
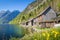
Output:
(9, 0), (60, 24)
(0, 10), (11, 19)
(0, 10), (20, 24)
(0, 10), (6, 18)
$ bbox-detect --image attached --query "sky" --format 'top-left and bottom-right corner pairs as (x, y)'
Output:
(0, 0), (35, 12)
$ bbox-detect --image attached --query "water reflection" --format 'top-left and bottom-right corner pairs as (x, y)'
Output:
(0, 24), (24, 40)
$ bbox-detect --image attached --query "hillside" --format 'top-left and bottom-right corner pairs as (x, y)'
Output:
(9, 0), (60, 24)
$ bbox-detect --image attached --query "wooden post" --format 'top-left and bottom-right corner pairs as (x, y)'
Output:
(31, 20), (33, 26)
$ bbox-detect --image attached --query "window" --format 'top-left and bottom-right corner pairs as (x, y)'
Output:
(58, 20), (60, 23)
(26, 22), (28, 25)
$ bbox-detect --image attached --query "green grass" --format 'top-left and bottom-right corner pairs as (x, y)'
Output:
(20, 27), (60, 40)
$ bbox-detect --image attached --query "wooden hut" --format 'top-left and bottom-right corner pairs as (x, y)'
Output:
(25, 6), (57, 28)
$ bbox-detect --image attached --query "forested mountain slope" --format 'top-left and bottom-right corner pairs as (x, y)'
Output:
(9, 0), (60, 24)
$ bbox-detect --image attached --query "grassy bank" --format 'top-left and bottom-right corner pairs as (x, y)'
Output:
(20, 27), (60, 40)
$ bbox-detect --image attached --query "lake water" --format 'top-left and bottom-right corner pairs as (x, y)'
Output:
(0, 24), (24, 40)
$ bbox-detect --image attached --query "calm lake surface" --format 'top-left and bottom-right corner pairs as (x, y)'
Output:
(0, 24), (24, 40)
